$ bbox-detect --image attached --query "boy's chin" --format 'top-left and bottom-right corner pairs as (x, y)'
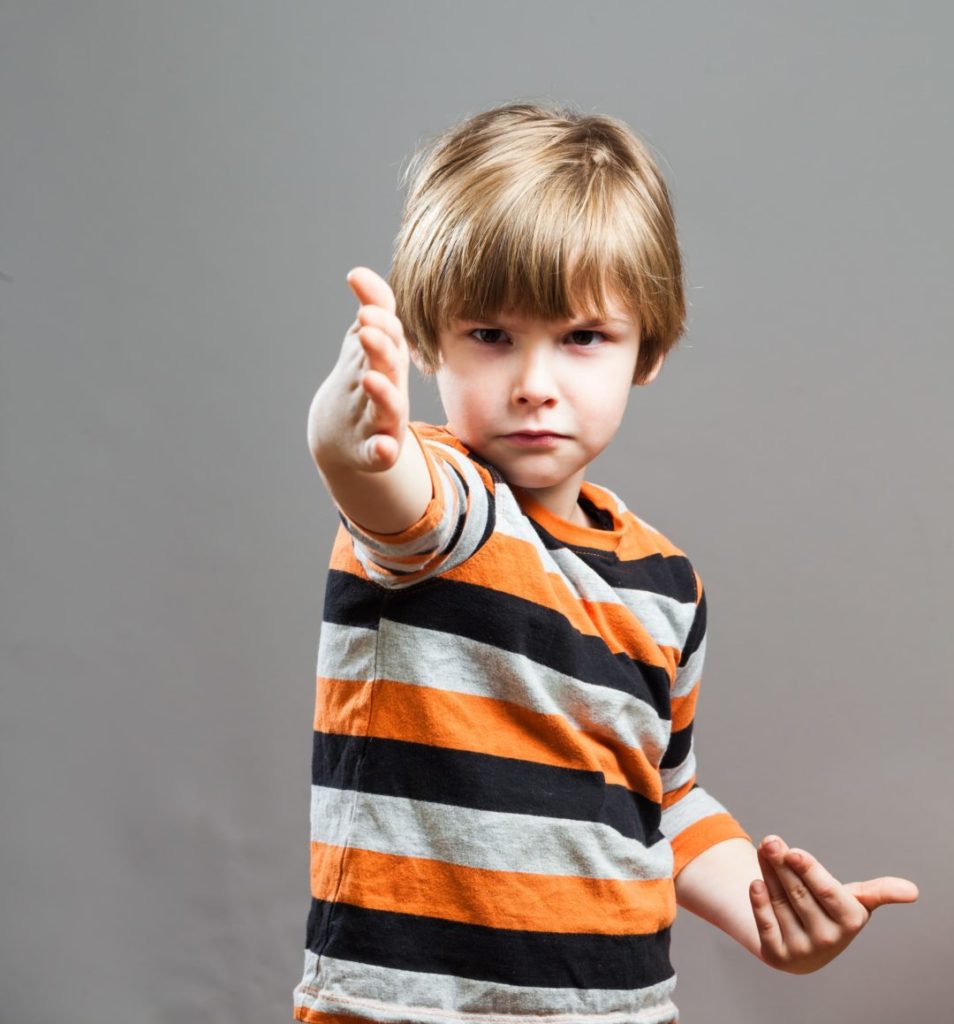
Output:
(497, 465), (580, 492)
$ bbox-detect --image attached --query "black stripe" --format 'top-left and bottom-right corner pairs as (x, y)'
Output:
(577, 492), (615, 531)
(435, 471), (467, 558)
(313, 732), (663, 844)
(660, 724), (692, 770)
(378, 576), (672, 719)
(306, 897), (674, 990)
(529, 525), (696, 600)
(678, 586), (706, 667)
(322, 569), (387, 629)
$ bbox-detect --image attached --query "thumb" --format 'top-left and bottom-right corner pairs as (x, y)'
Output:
(346, 266), (397, 314)
(844, 876), (919, 912)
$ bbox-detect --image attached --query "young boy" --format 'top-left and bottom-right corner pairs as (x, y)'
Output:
(294, 102), (917, 1024)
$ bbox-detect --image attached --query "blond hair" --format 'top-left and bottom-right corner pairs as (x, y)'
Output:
(388, 101), (687, 385)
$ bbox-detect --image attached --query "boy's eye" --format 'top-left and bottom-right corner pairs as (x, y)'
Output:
(469, 328), (606, 347)
(566, 330), (606, 347)
(470, 328), (508, 345)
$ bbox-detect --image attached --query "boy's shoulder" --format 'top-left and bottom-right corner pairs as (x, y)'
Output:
(585, 479), (699, 588)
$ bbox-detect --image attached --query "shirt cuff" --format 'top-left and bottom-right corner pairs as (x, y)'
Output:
(670, 813), (751, 877)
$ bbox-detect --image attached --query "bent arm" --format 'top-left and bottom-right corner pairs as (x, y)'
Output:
(675, 833), (919, 973)
(674, 837), (763, 958)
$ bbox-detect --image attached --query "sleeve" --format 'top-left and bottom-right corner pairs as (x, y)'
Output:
(335, 421), (496, 589)
(659, 568), (751, 876)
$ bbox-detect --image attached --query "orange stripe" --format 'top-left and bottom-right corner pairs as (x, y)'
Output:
(294, 1010), (376, 1024)
(330, 525), (438, 586)
(671, 681), (700, 732)
(329, 527), (372, 576)
(670, 813), (751, 876)
(661, 776), (696, 810)
(442, 532), (675, 671)
(313, 676), (375, 734)
(310, 842), (675, 935)
(615, 512), (691, 563)
(315, 676), (660, 800)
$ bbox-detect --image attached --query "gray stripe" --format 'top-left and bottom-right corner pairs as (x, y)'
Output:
(316, 622), (377, 679)
(373, 618), (670, 759)
(671, 634), (705, 699)
(547, 546), (612, 604)
(294, 951), (679, 1024)
(310, 785), (673, 880)
(615, 587), (695, 655)
(659, 784), (730, 840)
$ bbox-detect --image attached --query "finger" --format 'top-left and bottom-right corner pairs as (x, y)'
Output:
(357, 326), (398, 379)
(757, 838), (804, 946)
(356, 372), (405, 444)
(749, 878), (786, 965)
(361, 369), (404, 426)
(358, 321), (409, 388)
(844, 877), (920, 913)
(761, 836), (830, 933)
(361, 432), (400, 471)
(783, 848), (868, 932)
(357, 305), (407, 351)
(347, 266), (396, 314)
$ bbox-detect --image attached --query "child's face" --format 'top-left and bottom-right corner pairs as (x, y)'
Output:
(423, 292), (662, 522)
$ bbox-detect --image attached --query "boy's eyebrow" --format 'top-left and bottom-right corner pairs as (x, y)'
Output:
(454, 313), (633, 329)
(571, 316), (632, 328)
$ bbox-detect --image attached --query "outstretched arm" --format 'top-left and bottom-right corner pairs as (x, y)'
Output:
(674, 834), (919, 974)
(307, 266), (432, 535)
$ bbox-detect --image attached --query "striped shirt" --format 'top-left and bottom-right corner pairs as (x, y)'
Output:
(293, 421), (749, 1024)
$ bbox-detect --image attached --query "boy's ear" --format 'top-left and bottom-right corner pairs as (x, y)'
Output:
(636, 353), (665, 386)
(408, 344), (428, 375)
(408, 341), (443, 376)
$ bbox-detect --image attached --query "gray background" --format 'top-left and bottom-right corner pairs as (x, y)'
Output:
(2, 2), (951, 1022)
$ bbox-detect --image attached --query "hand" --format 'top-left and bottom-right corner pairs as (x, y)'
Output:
(307, 266), (412, 473)
(750, 834), (919, 974)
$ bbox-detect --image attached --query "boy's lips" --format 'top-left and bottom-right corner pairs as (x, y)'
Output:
(504, 428), (568, 436)
(502, 430), (567, 446)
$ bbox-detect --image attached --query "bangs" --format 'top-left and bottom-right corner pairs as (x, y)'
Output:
(426, 173), (664, 340)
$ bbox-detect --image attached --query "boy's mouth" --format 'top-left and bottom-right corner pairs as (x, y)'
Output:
(503, 431), (566, 446)
(504, 429), (567, 436)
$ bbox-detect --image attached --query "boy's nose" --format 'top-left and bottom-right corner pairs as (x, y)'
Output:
(511, 352), (559, 406)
